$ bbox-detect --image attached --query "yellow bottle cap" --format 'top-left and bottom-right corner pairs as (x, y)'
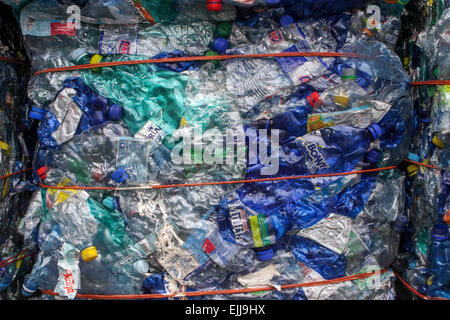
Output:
(81, 246), (98, 262)
(432, 135), (445, 149)
(406, 165), (418, 177)
(90, 54), (103, 72)
(334, 95), (350, 107)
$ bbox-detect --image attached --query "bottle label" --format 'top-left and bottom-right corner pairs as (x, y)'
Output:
(296, 135), (330, 171)
(50, 21), (76, 36)
(55, 243), (80, 300)
(99, 28), (139, 55)
(133, 119), (166, 143)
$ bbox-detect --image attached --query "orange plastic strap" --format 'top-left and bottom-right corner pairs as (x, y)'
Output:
(38, 166), (398, 191)
(0, 168), (32, 180)
(40, 269), (388, 300)
(33, 52), (360, 76)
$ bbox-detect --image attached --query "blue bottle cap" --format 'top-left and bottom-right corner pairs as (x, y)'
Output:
(29, 107), (45, 121)
(92, 94), (108, 109)
(407, 152), (420, 162)
(108, 104), (123, 121)
(111, 167), (125, 181)
(367, 123), (383, 141)
(266, 0), (280, 5)
(256, 248), (274, 261)
(102, 196), (115, 210)
(21, 281), (38, 297)
(94, 110), (105, 123)
(432, 223), (449, 240)
(111, 167), (129, 184)
(280, 15), (294, 27)
(365, 149), (382, 164)
(213, 37), (229, 54)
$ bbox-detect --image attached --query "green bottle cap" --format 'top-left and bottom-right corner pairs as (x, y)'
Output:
(205, 50), (219, 65)
(216, 22), (231, 38)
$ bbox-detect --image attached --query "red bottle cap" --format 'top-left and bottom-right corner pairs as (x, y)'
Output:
(36, 166), (49, 179)
(307, 91), (320, 107)
(207, 0), (222, 11)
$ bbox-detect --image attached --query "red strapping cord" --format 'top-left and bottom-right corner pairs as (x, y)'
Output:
(0, 168), (32, 180)
(394, 271), (450, 301)
(40, 269), (388, 300)
(0, 56), (30, 66)
(0, 248), (35, 269)
(38, 166), (398, 191)
(33, 52), (360, 76)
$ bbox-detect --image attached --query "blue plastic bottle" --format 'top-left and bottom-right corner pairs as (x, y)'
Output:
(426, 223), (450, 297)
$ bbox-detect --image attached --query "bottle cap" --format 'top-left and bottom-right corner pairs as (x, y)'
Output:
(342, 68), (357, 80)
(406, 164), (418, 177)
(36, 166), (49, 180)
(266, 0), (281, 5)
(69, 48), (89, 64)
(365, 149), (382, 164)
(102, 196), (115, 210)
(280, 15), (294, 27)
(107, 104), (123, 121)
(81, 246), (98, 262)
(307, 92), (320, 107)
(216, 22), (231, 38)
(213, 37), (229, 53)
(111, 167), (130, 184)
(29, 106), (46, 121)
(90, 54), (103, 72)
(205, 50), (219, 65)
(256, 248), (274, 261)
(367, 123), (383, 141)
(21, 281), (38, 297)
(432, 223), (449, 241)
(432, 134), (445, 149)
(407, 152), (420, 162)
(133, 260), (149, 274)
(207, 0), (222, 11)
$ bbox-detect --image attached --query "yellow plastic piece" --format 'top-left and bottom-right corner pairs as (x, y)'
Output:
(90, 54), (103, 72)
(432, 135), (445, 149)
(81, 246), (98, 262)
